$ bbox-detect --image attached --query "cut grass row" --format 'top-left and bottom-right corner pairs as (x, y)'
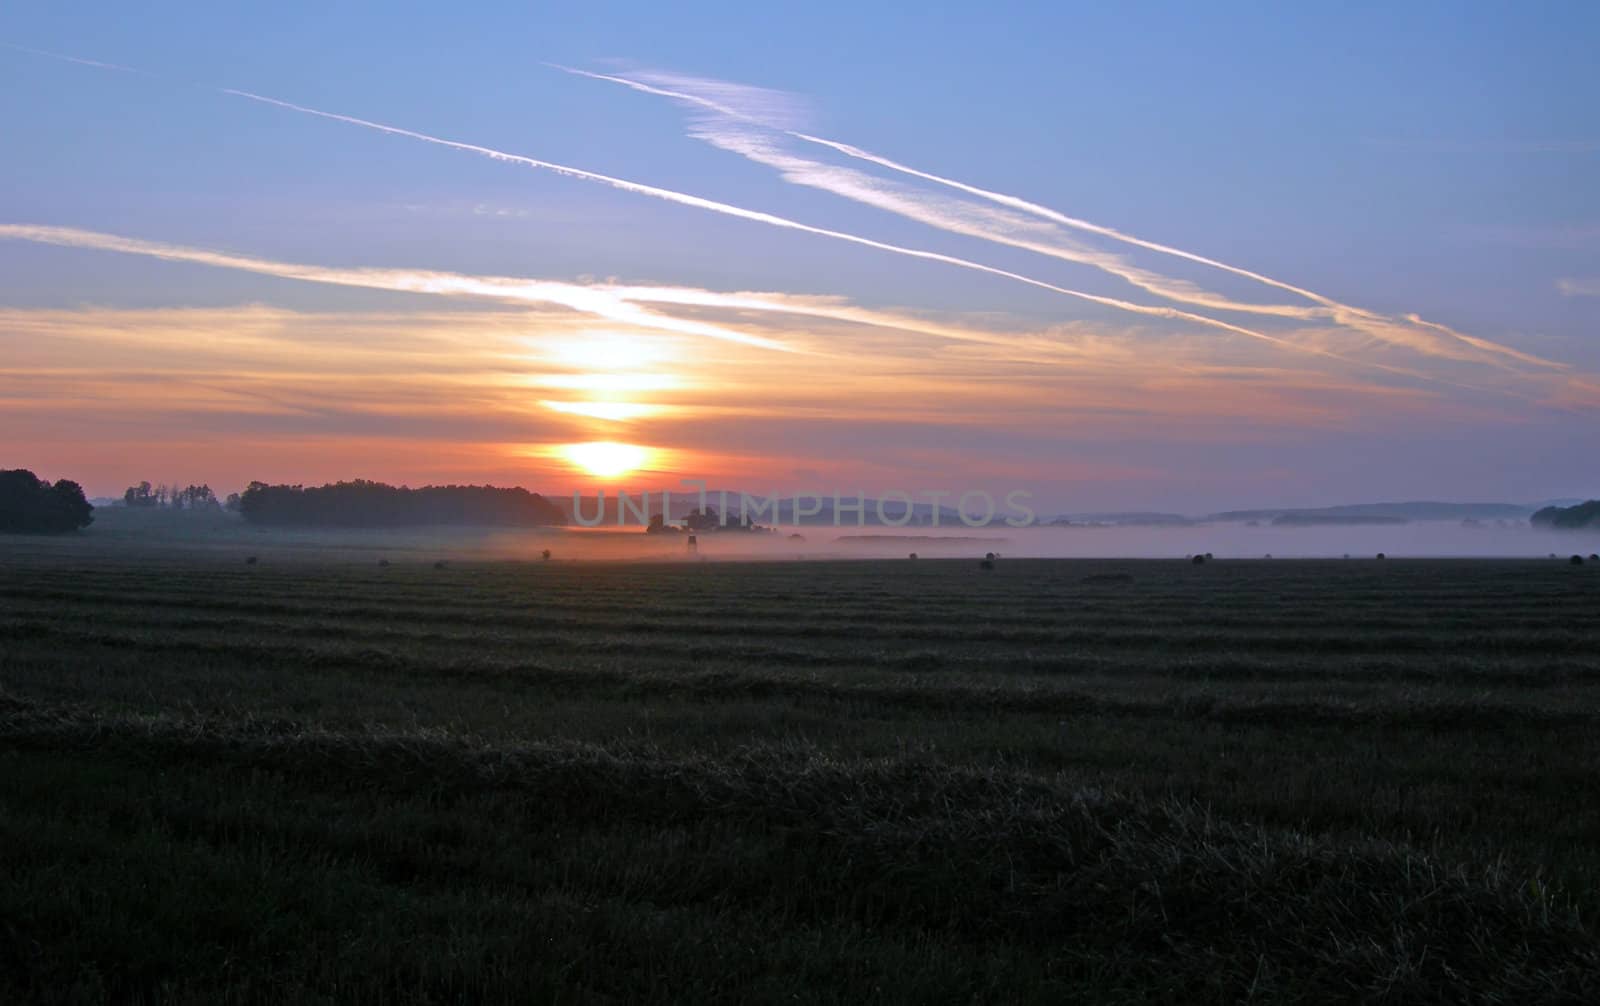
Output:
(2, 548), (1598, 1001)
(1, 701), (1596, 1004)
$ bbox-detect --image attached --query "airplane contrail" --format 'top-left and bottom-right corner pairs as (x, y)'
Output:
(0, 223), (796, 351)
(558, 65), (1560, 370)
(219, 88), (1368, 363)
(553, 66), (1345, 306)
(0, 222), (1103, 358)
(0, 41), (150, 75)
(0, 45), (1512, 380)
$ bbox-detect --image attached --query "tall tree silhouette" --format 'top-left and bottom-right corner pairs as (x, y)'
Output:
(0, 470), (94, 533)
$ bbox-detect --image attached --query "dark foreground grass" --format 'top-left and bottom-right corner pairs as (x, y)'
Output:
(2, 539), (1599, 1002)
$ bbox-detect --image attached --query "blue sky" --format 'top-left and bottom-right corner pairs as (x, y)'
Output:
(0, 3), (1596, 508)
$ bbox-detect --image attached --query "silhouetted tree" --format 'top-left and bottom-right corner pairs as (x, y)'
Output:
(238, 479), (564, 527)
(0, 470), (94, 533)
(646, 513), (678, 534)
(171, 484), (218, 510)
(1532, 501), (1600, 530)
(126, 480), (222, 511)
(123, 481), (156, 507)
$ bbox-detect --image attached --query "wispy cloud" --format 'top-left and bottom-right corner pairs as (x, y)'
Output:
(217, 88), (1339, 362)
(0, 41), (150, 75)
(563, 65), (1561, 371)
(0, 222), (1162, 361)
(0, 302), (1469, 442)
(0, 223), (795, 351)
(1, 45), (1550, 381)
(1557, 277), (1600, 296)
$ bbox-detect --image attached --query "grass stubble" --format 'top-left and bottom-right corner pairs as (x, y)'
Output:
(1, 536), (1598, 1003)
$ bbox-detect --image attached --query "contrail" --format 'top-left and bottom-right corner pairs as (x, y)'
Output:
(0, 45), (1506, 378)
(219, 89), (1363, 363)
(0, 222), (1087, 357)
(560, 65), (1559, 370)
(555, 66), (1342, 304)
(688, 122), (1339, 321)
(0, 223), (794, 351)
(0, 41), (150, 75)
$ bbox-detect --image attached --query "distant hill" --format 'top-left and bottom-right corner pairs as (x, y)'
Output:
(557, 493), (1585, 529)
(1270, 513), (1408, 527)
(1050, 512), (1194, 526)
(1530, 500), (1600, 530)
(1210, 501), (1541, 523)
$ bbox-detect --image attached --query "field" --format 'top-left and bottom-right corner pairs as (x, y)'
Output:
(2, 532), (1599, 1003)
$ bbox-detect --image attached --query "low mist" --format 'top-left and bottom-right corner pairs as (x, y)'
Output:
(59, 507), (1600, 564)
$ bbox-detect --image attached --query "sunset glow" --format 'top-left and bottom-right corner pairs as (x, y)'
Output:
(0, 11), (1594, 510)
(560, 441), (651, 479)
(4, 11), (1597, 999)
(540, 400), (660, 422)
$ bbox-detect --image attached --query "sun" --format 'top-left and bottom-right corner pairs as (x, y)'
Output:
(561, 441), (649, 479)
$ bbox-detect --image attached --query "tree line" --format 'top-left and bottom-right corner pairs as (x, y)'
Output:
(238, 480), (565, 527)
(1532, 500), (1600, 530)
(123, 482), (237, 511)
(0, 469), (94, 533)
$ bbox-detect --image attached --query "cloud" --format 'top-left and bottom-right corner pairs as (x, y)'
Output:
(4, 223), (1578, 425)
(218, 88), (1343, 361)
(0, 223), (795, 351)
(0, 41), (149, 76)
(4, 45), (1555, 379)
(565, 65), (1561, 371)
(1557, 278), (1600, 296)
(0, 222), (1176, 361)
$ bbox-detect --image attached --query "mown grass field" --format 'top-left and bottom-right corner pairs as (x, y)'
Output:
(2, 535), (1599, 1003)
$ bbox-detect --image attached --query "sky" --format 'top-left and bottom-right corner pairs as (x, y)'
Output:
(1, 2), (1597, 513)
